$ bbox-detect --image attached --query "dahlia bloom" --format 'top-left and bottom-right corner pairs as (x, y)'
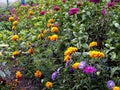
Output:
(69, 8), (79, 15)
(53, 6), (60, 11)
(107, 80), (115, 89)
(83, 66), (96, 74)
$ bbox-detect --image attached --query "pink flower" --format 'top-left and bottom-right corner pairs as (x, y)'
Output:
(62, 0), (66, 2)
(83, 66), (96, 74)
(69, 8), (79, 15)
(40, 11), (46, 15)
(53, 6), (60, 11)
(107, 2), (114, 8)
(102, 9), (107, 15)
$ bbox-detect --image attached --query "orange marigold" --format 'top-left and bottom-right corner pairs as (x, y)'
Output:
(9, 16), (14, 22)
(13, 21), (18, 26)
(89, 41), (97, 48)
(27, 48), (34, 54)
(47, 23), (53, 28)
(48, 19), (54, 23)
(12, 26), (16, 30)
(72, 62), (80, 69)
(34, 70), (42, 78)
(64, 55), (70, 62)
(113, 86), (120, 90)
(51, 27), (58, 33)
(28, 10), (33, 15)
(11, 35), (19, 41)
(12, 51), (19, 56)
(16, 71), (22, 79)
(45, 81), (53, 89)
(50, 34), (58, 41)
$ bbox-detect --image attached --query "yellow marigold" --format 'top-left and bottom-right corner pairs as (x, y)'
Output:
(64, 55), (70, 62)
(38, 34), (44, 40)
(48, 19), (54, 23)
(11, 35), (19, 41)
(34, 70), (42, 78)
(99, 52), (105, 58)
(89, 41), (97, 48)
(9, 16), (14, 22)
(89, 51), (105, 58)
(45, 81), (53, 89)
(64, 49), (72, 56)
(113, 86), (120, 90)
(72, 62), (80, 69)
(12, 51), (19, 56)
(27, 48), (34, 54)
(51, 27), (58, 33)
(47, 23), (53, 28)
(12, 26), (16, 30)
(47, 36), (51, 40)
(16, 71), (22, 79)
(13, 21), (18, 26)
(50, 34), (58, 41)
(42, 29), (47, 34)
(28, 10), (33, 15)
(68, 47), (78, 52)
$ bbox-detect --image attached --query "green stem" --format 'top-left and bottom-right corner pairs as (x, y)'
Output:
(88, 75), (91, 90)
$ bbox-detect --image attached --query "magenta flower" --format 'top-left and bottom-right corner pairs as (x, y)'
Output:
(62, 0), (66, 2)
(69, 8), (79, 15)
(78, 61), (86, 70)
(107, 80), (115, 89)
(40, 11), (46, 15)
(107, 2), (114, 8)
(102, 9), (107, 15)
(83, 66), (96, 74)
(51, 71), (58, 81)
(90, 0), (100, 3)
(53, 6), (60, 11)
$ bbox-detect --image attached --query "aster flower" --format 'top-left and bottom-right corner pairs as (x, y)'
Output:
(102, 9), (107, 15)
(107, 2), (114, 8)
(69, 8), (79, 15)
(78, 61), (86, 70)
(90, 0), (100, 3)
(83, 66), (96, 74)
(107, 80), (115, 89)
(53, 6), (60, 11)
(40, 11), (46, 15)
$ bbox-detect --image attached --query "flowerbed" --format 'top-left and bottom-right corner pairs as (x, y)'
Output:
(0, 0), (120, 90)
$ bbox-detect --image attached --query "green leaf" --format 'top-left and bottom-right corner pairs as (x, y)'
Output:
(0, 70), (6, 78)
(110, 67), (120, 78)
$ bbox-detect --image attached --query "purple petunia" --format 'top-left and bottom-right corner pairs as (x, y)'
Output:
(51, 71), (58, 81)
(90, 0), (100, 3)
(69, 8), (79, 15)
(83, 66), (96, 74)
(40, 11), (46, 15)
(102, 9), (107, 15)
(107, 80), (115, 89)
(78, 61), (86, 70)
(107, 2), (114, 8)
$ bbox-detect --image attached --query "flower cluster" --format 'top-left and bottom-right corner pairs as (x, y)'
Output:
(47, 34), (58, 41)
(89, 51), (105, 58)
(89, 41), (98, 48)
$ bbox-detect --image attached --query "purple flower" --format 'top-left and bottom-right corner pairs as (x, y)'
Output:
(102, 9), (107, 15)
(83, 66), (96, 74)
(40, 11), (46, 15)
(107, 80), (115, 89)
(107, 2), (114, 8)
(69, 8), (79, 15)
(90, 0), (100, 3)
(62, 0), (66, 2)
(51, 71), (58, 81)
(78, 61), (86, 70)
(69, 68), (74, 73)
(53, 6), (60, 11)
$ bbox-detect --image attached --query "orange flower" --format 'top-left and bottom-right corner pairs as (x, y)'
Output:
(38, 34), (44, 40)
(13, 21), (18, 26)
(42, 29), (47, 34)
(48, 19), (54, 23)
(47, 23), (53, 28)
(89, 41), (97, 48)
(16, 71), (22, 79)
(27, 48), (34, 54)
(72, 62), (80, 69)
(11, 35), (19, 41)
(113, 86), (120, 90)
(29, 10), (33, 15)
(45, 81), (53, 89)
(34, 70), (42, 78)
(12, 51), (19, 56)
(9, 16), (14, 22)
(12, 26), (16, 30)
(50, 34), (58, 41)
(64, 55), (70, 62)
(51, 27), (58, 33)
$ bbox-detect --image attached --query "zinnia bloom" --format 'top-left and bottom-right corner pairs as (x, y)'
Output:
(78, 61), (86, 70)
(102, 9), (107, 15)
(16, 71), (22, 79)
(69, 8), (79, 15)
(53, 6), (60, 11)
(107, 80), (115, 89)
(45, 81), (53, 89)
(51, 71), (58, 81)
(107, 2), (114, 8)
(83, 66), (96, 74)
(34, 70), (42, 78)
(40, 11), (46, 15)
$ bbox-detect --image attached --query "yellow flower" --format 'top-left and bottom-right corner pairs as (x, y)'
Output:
(72, 62), (80, 69)
(27, 48), (34, 54)
(99, 52), (105, 58)
(47, 23), (53, 28)
(28, 10), (33, 15)
(50, 34), (58, 41)
(13, 21), (18, 26)
(34, 70), (42, 78)
(113, 86), (120, 90)
(89, 51), (105, 58)
(12, 51), (19, 56)
(11, 35), (19, 41)
(38, 34), (44, 40)
(51, 27), (58, 33)
(64, 55), (70, 62)
(16, 71), (22, 79)
(12, 26), (16, 30)
(45, 81), (53, 89)
(64, 49), (72, 56)
(64, 47), (78, 56)
(9, 16), (14, 22)
(42, 29), (47, 34)
(48, 19), (54, 23)
(89, 41), (97, 48)
(0, 52), (2, 56)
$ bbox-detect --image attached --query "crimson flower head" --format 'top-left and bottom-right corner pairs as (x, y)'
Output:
(53, 6), (60, 11)
(62, 0), (66, 2)
(107, 2), (114, 8)
(40, 11), (46, 15)
(90, 0), (100, 3)
(69, 8), (79, 15)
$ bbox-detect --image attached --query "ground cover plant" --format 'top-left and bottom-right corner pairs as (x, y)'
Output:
(0, 0), (120, 90)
